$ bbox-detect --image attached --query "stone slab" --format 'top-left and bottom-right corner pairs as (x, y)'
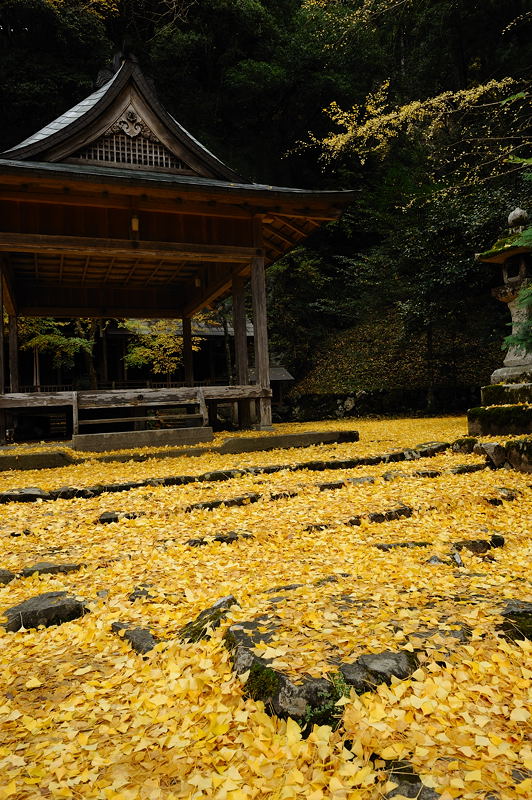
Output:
(467, 405), (532, 436)
(481, 382), (532, 406)
(71, 426), (214, 452)
(218, 429), (359, 454)
(0, 450), (75, 472)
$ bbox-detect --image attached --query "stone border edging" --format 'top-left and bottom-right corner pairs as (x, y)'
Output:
(0, 441), (451, 504)
(0, 429), (361, 471)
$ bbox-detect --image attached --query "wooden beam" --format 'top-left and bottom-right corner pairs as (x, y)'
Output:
(270, 216), (311, 238)
(0, 232), (261, 264)
(0, 186), (255, 219)
(182, 316), (194, 385)
(183, 264), (250, 317)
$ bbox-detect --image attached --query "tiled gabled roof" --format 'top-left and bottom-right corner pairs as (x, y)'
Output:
(0, 59), (247, 183)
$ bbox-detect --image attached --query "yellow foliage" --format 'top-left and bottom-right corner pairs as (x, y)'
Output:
(0, 417), (530, 798)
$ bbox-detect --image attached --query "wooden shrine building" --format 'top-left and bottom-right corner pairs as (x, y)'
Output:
(0, 57), (354, 446)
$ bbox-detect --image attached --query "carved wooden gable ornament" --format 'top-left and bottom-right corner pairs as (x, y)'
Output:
(70, 103), (193, 172)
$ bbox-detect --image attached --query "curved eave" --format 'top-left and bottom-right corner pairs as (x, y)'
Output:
(0, 158), (356, 213)
(477, 245), (532, 264)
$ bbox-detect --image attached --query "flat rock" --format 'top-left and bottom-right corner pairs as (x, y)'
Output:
(3, 591), (89, 632)
(386, 760), (440, 799)
(0, 487), (51, 503)
(499, 600), (532, 641)
(339, 661), (373, 692)
(270, 490), (298, 500)
(265, 583), (304, 594)
(112, 621), (158, 654)
(347, 476), (375, 486)
(451, 551), (464, 567)
(185, 493), (261, 512)
(451, 437), (478, 454)
(454, 539), (493, 555)
(214, 531), (253, 544)
(474, 441), (507, 468)
(450, 463), (486, 475)
(375, 541), (430, 552)
(97, 511), (138, 524)
(179, 595), (238, 643)
(20, 562), (82, 578)
(0, 568), (16, 585)
(427, 555), (447, 565)
(357, 650), (418, 683)
(415, 441), (450, 456)
(318, 481), (345, 491)
(128, 585), (155, 602)
(413, 469), (440, 478)
(382, 471), (407, 482)
(368, 505), (413, 523)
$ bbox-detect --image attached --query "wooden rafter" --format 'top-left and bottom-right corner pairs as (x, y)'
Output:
(103, 257), (116, 283)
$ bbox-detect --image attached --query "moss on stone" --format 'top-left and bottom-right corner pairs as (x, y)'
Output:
(468, 404), (532, 435)
(506, 437), (532, 457)
(245, 661), (282, 702)
(477, 227), (532, 261)
(482, 383), (532, 406)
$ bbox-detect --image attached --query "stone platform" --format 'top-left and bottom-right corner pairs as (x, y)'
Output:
(71, 426), (215, 452)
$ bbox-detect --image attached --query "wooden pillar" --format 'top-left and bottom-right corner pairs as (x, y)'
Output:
(232, 276), (253, 428)
(251, 249), (272, 429)
(0, 279), (5, 443)
(182, 316), (194, 385)
(0, 277), (4, 396)
(8, 315), (19, 393)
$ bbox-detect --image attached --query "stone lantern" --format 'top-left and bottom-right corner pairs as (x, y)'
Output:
(467, 209), (532, 437)
(477, 207), (532, 384)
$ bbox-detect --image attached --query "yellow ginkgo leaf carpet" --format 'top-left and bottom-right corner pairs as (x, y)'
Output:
(0, 417), (530, 800)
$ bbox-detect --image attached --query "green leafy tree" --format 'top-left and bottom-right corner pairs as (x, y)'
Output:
(123, 319), (203, 382)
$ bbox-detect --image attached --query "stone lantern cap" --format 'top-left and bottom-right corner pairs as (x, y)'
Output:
(476, 209), (531, 264)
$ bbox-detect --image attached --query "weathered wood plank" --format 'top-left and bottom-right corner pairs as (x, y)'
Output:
(0, 392), (75, 408)
(196, 388), (209, 426)
(71, 392), (79, 435)
(78, 385), (270, 409)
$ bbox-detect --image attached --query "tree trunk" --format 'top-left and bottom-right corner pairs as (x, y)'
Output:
(426, 324), (435, 411)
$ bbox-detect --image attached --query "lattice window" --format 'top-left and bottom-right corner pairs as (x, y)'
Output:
(73, 132), (189, 170)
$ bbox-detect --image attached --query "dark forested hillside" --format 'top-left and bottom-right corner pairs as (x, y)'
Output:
(1, 0), (531, 410)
